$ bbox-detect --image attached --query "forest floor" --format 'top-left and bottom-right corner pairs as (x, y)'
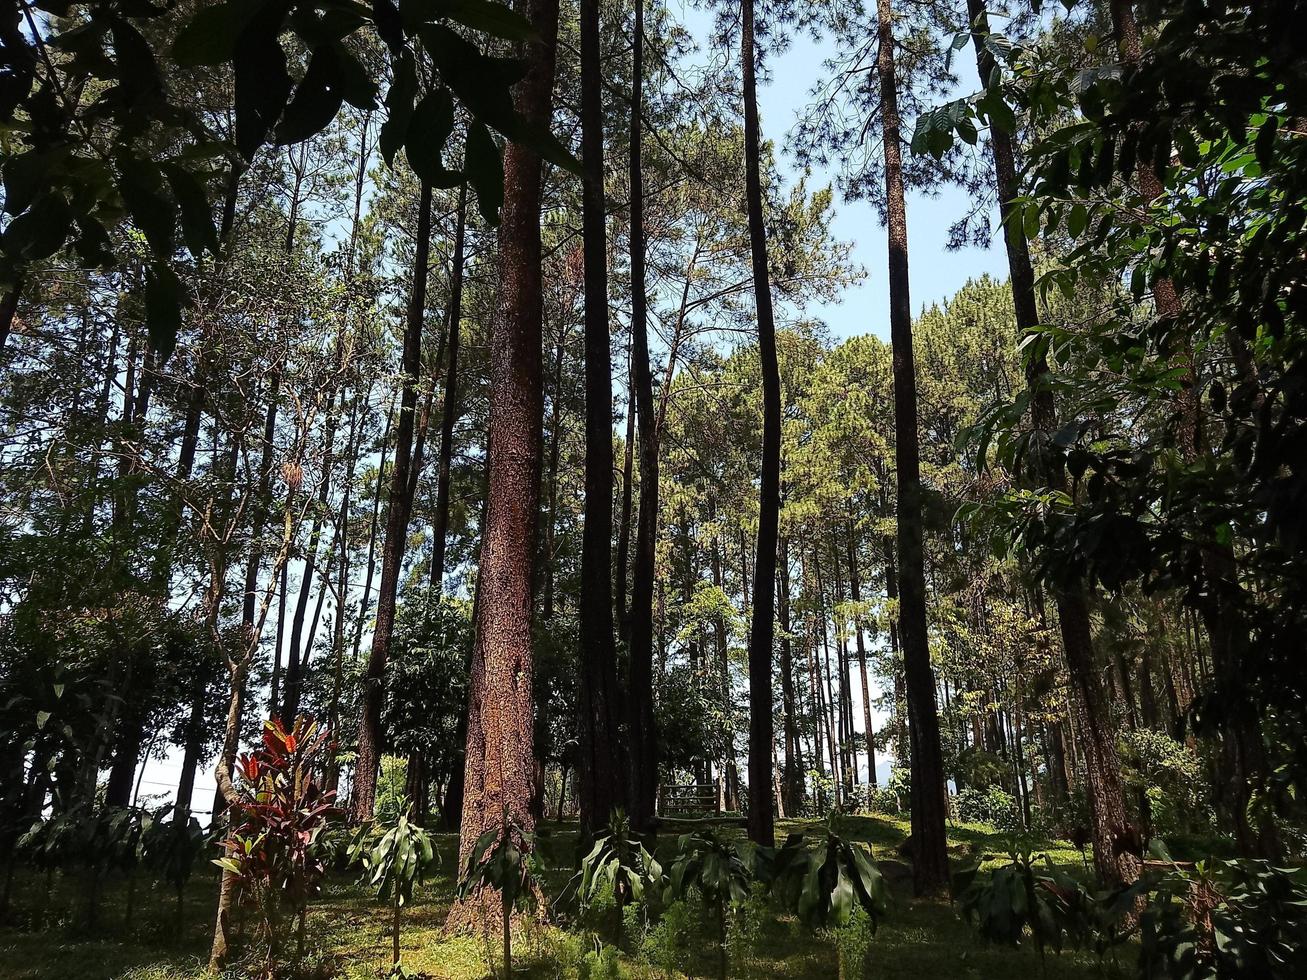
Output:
(0, 814), (1133, 979)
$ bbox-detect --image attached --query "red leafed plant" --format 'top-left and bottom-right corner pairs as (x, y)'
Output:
(214, 716), (339, 974)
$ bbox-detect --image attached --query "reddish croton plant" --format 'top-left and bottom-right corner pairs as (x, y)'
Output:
(214, 716), (339, 960)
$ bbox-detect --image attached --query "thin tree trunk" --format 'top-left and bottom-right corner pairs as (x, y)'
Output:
(284, 384), (344, 721)
(209, 489), (305, 971)
(777, 533), (802, 809)
(541, 312), (570, 620)
(875, 0), (949, 893)
(577, 0), (624, 833)
(353, 393), (398, 663)
(966, 0), (1142, 885)
(615, 362), (635, 639)
(846, 523), (877, 787)
(352, 180), (433, 822)
(431, 183), (468, 592)
(626, 0), (660, 832)
(740, 0), (780, 848)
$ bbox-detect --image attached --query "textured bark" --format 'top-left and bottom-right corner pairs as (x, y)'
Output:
(430, 184), (468, 591)
(577, 0), (624, 833)
(875, 0), (949, 893)
(741, 0), (779, 848)
(352, 181), (432, 822)
(626, 0), (660, 832)
(447, 0), (557, 930)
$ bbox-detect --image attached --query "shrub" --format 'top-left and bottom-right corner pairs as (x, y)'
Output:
(349, 803), (438, 974)
(956, 785), (1020, 830)
(570, 810), (663, 946)
(577, 943), (623, 980)
(863, 785), (903, 816)
(213, 717), (338, 974)
(1118, 729), (1213, 839)
(640, 897), (696, 974)
(955, 843), (1118, 962)
(833, 904), (876, 980)
(1138, 846), (1307, 979)
(662, 829), (753, 979)
(458, 815), (545, 980)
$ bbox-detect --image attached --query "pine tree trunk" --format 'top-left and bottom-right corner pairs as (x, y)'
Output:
(447, 0), (558, 929)
(741, 0), (780, 848)
(777, 534), (803, 809)
(616, 364), (635, 639)
(354, 395), (398, 662)
(577, 0), (624, 833)
(352, 181), (432, 822)
(966, 0), (1142, 885)
(627, 0), (660, 832)
(284, 388), (343, 721)
(846, 524), (877, 787)
(430, 184), (468, 592)
(875, 0), (949, 893)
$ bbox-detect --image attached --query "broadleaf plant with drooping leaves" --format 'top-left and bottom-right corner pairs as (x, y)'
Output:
(348, 799), (439, 974)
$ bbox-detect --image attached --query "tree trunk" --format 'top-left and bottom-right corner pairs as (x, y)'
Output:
(626, 0), (660, 833)
(352, 180), (433, 822)
(740, 0), (780, 849)
(966, 0), (1141, 886)
(284, 380), (347, 721)
(846, 524), (877, 787)
(615, 368), (636, 636)
(431, 183), (468, 592)
(576, 0), (624, 834)
(447, 0), (558, 929)
(778, 534), (803, 810)
(353, 393), (398, 662)
(875, 0), (949, 893)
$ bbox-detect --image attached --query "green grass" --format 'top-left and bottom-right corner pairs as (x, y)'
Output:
(0, 814), (1132, 979)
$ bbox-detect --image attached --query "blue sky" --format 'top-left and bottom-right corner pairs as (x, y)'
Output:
(702, 9), (1011, 340)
